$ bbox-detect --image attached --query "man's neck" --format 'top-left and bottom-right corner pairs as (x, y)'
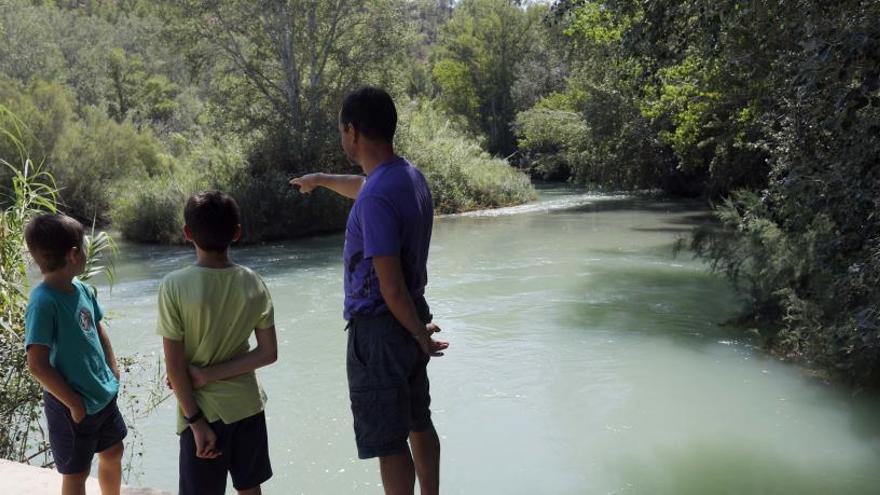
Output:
(359, 145), (397, 176)
(194, 248), (233, 268)
(43, 271), (76, 292)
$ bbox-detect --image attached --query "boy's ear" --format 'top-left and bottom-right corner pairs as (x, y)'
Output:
(66, 245), (80, 265)
(183, 225), (193, 242)
(232, 224), (242, 243)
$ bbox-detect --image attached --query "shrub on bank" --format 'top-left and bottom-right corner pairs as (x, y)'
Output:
(113, 100), (537, 244)
(396, 100), (536, 213)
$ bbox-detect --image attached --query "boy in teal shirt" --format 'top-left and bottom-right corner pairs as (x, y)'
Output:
(24, 214), (126, 495)
(158, 190), (277, 495)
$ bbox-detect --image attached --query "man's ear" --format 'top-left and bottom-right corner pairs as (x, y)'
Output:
(232, 224), (243, 243)
(183, 225), (193, 242)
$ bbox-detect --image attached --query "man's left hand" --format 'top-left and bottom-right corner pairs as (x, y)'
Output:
(416, 323), (449, 357)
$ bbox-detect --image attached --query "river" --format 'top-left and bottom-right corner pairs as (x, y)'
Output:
(96, 188), (880, 494)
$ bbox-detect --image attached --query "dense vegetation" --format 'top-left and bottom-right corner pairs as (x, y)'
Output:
(0, 0), (537, 244)
(530, 0), (879, 386)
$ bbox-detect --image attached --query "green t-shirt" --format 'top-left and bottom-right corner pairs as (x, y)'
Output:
(156, 264), (274, 434)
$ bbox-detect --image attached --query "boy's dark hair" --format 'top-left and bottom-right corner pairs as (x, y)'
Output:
(24, 214), (85, 273)
(339, 86), (398, 144)
(184, 190), (241, 252)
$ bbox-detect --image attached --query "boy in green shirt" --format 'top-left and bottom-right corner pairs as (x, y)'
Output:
(157, 191), (277, 495)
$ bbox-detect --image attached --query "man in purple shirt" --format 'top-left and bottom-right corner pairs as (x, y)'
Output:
(291, 87), (448, 495)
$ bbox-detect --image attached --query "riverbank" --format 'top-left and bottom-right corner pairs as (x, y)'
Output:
(0, 459), (169, 494)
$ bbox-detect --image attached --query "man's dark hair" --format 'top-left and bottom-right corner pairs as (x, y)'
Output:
(24, 214), (85, 273)
(339, 86), (398, 144)
(184, 190), (241, 252)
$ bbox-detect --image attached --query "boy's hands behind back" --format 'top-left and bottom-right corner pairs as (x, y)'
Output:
(187, 365), (208, 389)
(191, 419), (221, 459)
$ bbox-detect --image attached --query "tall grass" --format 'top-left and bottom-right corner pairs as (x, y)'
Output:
(397, 100), (537, 213)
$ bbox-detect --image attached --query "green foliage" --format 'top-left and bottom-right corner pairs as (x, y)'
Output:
(0, 148), (55, 466)
(678, 0), (880, 385)
(2, 0), (538, 246)
(107, 48), (179, 124)
(432, 0), (544, 155)
(0, 77), (172, 225)
(516, 73), (671, 189)
(544, 0), (879, 385)
(111, 175), (188, 244)
(514, 107), (587, 181)
(397, 101), (536, 212)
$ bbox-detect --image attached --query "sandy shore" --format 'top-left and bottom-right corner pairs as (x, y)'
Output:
(0, 458), (170, 494)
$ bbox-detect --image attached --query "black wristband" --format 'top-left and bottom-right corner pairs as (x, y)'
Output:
(184, 409), (204, 424)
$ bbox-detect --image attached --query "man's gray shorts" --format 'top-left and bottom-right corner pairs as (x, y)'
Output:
(346, 303), (433, 459)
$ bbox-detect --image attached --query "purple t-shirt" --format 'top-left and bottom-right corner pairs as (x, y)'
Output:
(343, 157), (433, 319)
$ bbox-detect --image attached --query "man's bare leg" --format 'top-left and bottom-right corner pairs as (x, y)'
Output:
(409, 426), (440, 495)
(379, 448), (416, 495)
(238, 486), (262, 495)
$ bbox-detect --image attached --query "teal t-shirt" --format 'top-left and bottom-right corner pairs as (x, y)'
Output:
(25, 279), (119, 414)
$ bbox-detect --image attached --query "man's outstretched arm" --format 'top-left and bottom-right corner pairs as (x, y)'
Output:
(290, 173), (365, 200)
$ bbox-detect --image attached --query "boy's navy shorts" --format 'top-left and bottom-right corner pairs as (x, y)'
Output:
(179, 411), (272, 495)
(44, 391), (127, 475)
(346, 300), (434, 459)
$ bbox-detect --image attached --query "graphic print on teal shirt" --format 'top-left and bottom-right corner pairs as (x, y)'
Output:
(25, 279), (119, 415)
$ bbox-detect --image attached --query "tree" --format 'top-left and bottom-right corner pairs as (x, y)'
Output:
(432, 0), (539, 155)
(166, 0), (409, 166)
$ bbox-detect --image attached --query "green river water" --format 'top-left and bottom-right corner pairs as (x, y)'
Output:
(94, 189), (880, 494)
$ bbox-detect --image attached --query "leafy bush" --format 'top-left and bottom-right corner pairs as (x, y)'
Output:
(0, 77), (171, 225)
(679, 0), (880, 386)
(396, 100), (536, 212)
(113, 101), (536, 243)
(516, 83), (673, 191)
(111, 175), (189, 244)
(515, 106), (588, 181)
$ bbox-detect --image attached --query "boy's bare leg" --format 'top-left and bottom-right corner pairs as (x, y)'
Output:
(238, 487), (262, 495)
(379, 449), (416, 495)
(409, 427), (440, 495)
(97, 441), (124, 495)
(61, 471), (89, 495)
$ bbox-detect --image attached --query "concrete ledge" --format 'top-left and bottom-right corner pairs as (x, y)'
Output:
(0, 458), (170, 494)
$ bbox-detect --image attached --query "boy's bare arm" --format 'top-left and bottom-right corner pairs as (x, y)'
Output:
(189, 326), (278, 389)
(290, 173), (365, 199)
(26, 345), (86, 422)
(163, 338), (202, 418)
(163, 337), (221, 459)
(96, 321), (120, 379)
